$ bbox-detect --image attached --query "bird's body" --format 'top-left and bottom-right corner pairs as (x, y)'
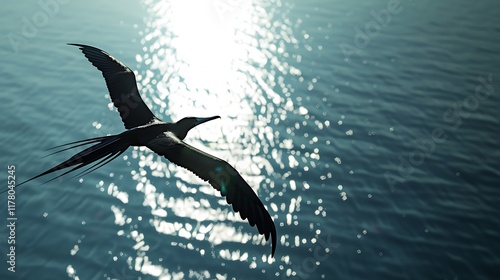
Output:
(7, 44), (276, 256)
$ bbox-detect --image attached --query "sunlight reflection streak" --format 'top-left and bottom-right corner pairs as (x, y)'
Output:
(107, 0), (305, 276)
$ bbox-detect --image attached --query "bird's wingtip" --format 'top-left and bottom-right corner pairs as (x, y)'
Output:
(67, 43), (86, 49)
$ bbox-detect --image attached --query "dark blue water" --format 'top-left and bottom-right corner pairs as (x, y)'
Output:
(1, 0), (499, 279)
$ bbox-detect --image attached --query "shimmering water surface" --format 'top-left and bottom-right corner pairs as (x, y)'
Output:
(1, 0), (499, 279)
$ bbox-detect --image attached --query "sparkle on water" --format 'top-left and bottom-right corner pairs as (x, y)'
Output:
(64, 0), (333, 279)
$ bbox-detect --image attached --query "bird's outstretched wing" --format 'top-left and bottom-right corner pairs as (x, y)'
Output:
(147, 135), (277, 257)
(69, 43), (160, 129)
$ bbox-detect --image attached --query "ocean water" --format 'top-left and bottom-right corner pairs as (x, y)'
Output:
(1, 0), (499, 279)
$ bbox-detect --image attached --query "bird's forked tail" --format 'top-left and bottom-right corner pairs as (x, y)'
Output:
(1, 133), (131, 194)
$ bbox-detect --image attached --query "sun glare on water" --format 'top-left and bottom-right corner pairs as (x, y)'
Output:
(92, 0), (307, 278)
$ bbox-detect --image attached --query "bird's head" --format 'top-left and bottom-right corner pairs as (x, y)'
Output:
(173, 116), (221, 140)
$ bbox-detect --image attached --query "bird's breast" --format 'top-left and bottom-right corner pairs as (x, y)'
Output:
(124, 123), (172, 146)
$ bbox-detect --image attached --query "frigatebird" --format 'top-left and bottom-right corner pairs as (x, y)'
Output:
(8, 44), (276, 256)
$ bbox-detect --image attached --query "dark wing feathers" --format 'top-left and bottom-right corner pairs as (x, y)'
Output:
(68, 44), (276, 256)
(68, 43), (159, 129)
(147, 136), (277, 256)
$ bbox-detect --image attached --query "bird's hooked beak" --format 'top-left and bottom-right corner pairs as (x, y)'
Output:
(193, 116), (220, 128)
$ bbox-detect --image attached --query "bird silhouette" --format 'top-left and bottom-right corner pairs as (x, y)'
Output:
(6, 44), (276, 257)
